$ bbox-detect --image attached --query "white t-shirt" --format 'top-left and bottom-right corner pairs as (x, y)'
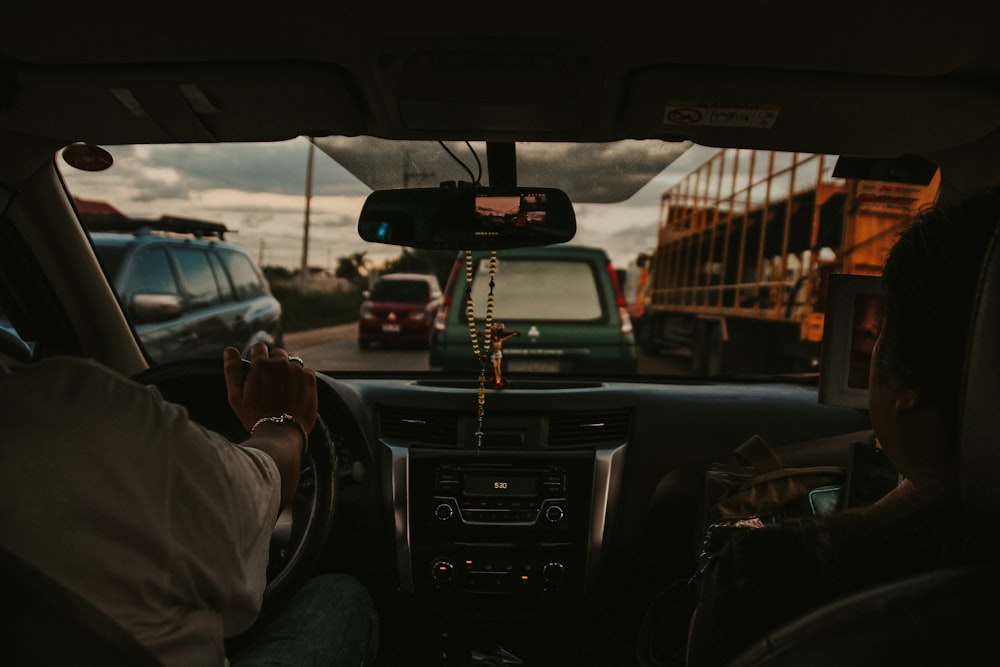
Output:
(0, 355), (280, 665)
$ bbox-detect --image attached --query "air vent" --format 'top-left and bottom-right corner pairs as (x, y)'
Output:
(547, 409), (631, 448)
(378, 407), (460, 447)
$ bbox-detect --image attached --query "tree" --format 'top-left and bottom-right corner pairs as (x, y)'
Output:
(380, 248), (455, 287)
(262, 265), (295, 282)
(334, 252), (369, 287)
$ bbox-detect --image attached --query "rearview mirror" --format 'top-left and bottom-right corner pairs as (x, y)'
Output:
(358, 186), (576, 250)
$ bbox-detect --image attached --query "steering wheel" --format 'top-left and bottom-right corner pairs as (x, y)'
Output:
(131, 357), (337, 613)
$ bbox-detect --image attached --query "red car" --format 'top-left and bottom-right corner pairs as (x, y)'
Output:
(358, 273), (443, 349)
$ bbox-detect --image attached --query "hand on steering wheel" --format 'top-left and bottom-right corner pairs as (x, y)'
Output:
(132, 353), (337, 631)
(224, 344), (318, 439)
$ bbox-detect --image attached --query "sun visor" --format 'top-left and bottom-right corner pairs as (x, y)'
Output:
(395, 49), (589, 135)
(622, 66), (1000, 157)
(0, 63), (366, 144)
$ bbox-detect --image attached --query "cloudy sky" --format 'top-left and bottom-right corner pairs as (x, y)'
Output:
(60, 138), (720, 270)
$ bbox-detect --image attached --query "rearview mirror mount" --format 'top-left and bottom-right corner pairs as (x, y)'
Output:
(358, 185), (576, 250)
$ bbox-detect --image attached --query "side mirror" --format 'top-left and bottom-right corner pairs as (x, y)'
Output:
(130, 293), (184, 324)
(358, 186), (576, 250)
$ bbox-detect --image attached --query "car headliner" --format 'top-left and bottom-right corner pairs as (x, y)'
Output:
(2, 2), (1000, 198)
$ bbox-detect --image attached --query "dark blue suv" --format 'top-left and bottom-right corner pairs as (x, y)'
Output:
(87, 217), (283, 364)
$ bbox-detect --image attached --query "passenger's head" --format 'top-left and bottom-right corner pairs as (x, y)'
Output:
(869, 187), (1000, 488)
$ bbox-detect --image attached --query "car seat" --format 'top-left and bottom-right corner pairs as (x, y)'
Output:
(0, 545), (160, 666)
(724, 223), (1000, 666)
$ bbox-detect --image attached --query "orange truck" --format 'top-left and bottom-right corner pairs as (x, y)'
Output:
(636, 149), (940, 375)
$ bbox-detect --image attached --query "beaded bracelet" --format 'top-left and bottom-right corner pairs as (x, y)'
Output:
(250, 413), (309, 455)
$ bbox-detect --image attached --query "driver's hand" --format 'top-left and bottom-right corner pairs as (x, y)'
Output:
(223, 343), (318, 437)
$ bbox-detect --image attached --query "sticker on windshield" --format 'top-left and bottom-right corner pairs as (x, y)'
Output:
(663, 102), (779, 129)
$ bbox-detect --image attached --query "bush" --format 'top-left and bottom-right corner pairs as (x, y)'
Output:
(270, 280), (363, 333)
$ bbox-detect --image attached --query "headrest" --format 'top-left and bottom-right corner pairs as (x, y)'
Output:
(959, 224), (1000, 521)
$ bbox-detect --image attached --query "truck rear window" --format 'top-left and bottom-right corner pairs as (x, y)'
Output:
(469, 259), (604, 321)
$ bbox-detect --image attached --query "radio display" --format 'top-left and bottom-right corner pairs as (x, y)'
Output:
(463, 473), (538, 497)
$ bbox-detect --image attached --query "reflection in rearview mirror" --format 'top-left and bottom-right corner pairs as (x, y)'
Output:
(818, 273), (885, 409)
(848, 292), (884, 389)
(358, 186), (576, 250)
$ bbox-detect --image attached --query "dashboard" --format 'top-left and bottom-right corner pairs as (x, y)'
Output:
(138, 363), (873, 663)
(318, 375), (872, 620)
(137, 359), (873, 664)
(138, 358), (872, 663)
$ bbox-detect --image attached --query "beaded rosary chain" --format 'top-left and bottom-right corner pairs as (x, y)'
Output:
(464, 249), (497, 449)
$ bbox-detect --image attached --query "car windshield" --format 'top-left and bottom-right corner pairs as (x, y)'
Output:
(57, 138), (940, 378)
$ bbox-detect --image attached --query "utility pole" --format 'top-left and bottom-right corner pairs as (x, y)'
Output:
(299, 139), (315, 285)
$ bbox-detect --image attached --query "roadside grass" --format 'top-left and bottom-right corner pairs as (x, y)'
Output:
(271, 280), (363, 333)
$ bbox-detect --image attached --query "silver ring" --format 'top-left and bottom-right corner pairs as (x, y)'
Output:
(288, 355), (304, 366)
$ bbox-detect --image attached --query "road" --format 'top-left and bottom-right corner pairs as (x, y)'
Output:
(285, 323), (693, 375)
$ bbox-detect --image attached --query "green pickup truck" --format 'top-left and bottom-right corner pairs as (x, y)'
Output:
(429, 245), (638, 378)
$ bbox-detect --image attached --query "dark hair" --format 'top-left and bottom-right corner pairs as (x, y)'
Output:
(876, 187), (1000, 444)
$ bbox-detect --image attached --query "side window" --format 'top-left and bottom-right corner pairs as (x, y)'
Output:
(219, 248), (265, 301)
(171, 247), (223, 310)
(207, 251), (235, 303)
(125, 247), (180, 300)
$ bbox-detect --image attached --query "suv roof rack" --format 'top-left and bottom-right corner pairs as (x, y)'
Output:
(81, 213), (230, 239)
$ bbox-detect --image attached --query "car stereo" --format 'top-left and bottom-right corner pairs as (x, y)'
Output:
(402, 452), (597, 601)
(432, 465), (569, 527)
(384, 443), (627, 610)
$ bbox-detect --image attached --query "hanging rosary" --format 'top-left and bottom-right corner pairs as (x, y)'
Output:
(464, 249), (497, 449)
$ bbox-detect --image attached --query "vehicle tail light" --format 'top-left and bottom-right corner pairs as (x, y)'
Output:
(434, 296), (450, 331)
(435, 259), (462, 332)
(619, 306), (634, 335)
(606, 261), (633, 334)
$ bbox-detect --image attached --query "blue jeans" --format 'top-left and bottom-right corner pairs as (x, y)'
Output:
(230, 574), (378, 667)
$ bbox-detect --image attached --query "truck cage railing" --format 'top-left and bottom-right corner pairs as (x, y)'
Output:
(652, 279), (804, 321)
(652, 150), (837, 322)
(638, 149), (940, 372)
